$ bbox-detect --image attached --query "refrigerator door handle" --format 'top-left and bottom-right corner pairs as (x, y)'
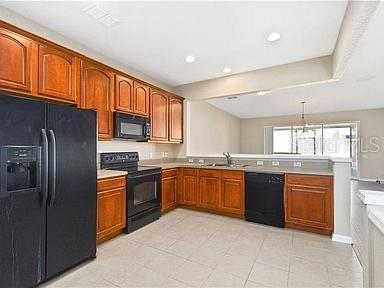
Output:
(41, 129), (49, 207)
(48, 129), (57, 207)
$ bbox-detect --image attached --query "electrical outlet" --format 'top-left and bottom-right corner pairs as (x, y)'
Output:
(149, 152), (153, 159)
(188, 158), (194, 163)
(256, 160), (264, 165)
(198, 159), (205, 163)
(272, 161), (280, 166)
(293, 161), (302, 167)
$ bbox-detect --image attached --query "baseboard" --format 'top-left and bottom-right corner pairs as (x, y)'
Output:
(332, 233), (352, 244)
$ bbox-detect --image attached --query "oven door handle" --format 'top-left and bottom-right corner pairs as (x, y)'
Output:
(128, 172), (160, 179)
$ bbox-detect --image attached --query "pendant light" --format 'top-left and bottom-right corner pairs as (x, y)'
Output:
(300, 101), (310, 133)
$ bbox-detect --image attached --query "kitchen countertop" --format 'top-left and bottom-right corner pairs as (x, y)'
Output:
(97, 170), (127, 180)
(142, 162), (334, 176)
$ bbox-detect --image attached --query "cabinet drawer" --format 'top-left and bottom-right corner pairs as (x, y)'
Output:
(286, 174), (332, 187)
(183, 168), (198, 176)
(199, 169), (221, 178)
(222, 170), (244, 180)
(98, 176), (126, 192)
(162, 168), (178, 178)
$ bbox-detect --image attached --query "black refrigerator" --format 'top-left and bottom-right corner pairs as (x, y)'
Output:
(0, 93), (97, 288)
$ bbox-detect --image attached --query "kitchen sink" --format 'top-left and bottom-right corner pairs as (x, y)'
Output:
(205, 163), (249, 168)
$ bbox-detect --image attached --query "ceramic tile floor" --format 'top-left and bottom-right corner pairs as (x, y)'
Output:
(43, 209), (362, 288)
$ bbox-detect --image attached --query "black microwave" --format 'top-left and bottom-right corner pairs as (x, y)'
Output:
(114, 112), (150, 141)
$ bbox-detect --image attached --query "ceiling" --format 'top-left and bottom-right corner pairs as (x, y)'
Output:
(207, 2), (384, 119)
(0, 1), (347, 86)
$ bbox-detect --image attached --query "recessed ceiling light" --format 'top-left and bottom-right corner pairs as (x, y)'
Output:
(185, 56), (195, 63)
(84, 5), (108, 19)
(256, 90), (267, 96)
(267, 32), (281, 42)
(222, 67), (232, 73)
(98, 15), (119, 27)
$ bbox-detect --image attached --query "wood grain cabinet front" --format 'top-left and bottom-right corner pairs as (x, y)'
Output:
(38, 44), (78, 104)
(161, 169), (178, 213)
(115, 74), (134, 113)
(220, 171), (244, 215)
(0, 26), (35, 93)
(133, 81), (150, 117)
(169, 95), (183, 143)
(80, 60), (114, 140)
(198, 170), (221, 210)
(285, 174), (334, 235)
(180, 169), (198, 206)
(150, 89), (169, 142)
(97, 177), (126, 244)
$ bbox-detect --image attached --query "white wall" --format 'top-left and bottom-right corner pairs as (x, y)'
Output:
(187, 101), (241, 156)
(241, 108), (384, 180)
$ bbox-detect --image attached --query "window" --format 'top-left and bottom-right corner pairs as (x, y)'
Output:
(272, 123), (357, 157)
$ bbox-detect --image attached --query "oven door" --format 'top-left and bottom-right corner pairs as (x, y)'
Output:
(114, 113), (150, 140)
(127, 171), (160, 217)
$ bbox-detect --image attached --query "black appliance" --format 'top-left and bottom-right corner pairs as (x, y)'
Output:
(245, 172), (285, 228)
(0, 93), (97, 288)
(100, 152), (161, 233)
(114, 112), (150, 141)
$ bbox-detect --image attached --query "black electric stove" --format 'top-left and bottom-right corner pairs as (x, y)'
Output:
(101, 152), (161, 233)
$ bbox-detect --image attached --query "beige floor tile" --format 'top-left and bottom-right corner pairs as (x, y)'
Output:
(163, 277), (191, 287)
(144, 233), (178, 250)
(256, 247), (291, 271)
(203, 270), (246, 288)
(289, 257), (329, 282)
(166, 239), (199, 258)
(189, 244), (226, 268)
(121, 266), (167, 287)
(216, 253), (255, 279)
(166, 225), (193, 240)
(244, 280), (269, 287)
(128, 228), (158, 243)
(288, 273), (330, 288)
(180, 230), (212, 247)
(326, 254), (362, 272)
(328, 267), (363, 287)
(128, 245), (166, 266)
(145, 251), (186, 276)
(170, 260), (213, 287)
(248, 262), (289, 287)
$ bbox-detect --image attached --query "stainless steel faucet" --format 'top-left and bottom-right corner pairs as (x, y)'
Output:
(223, 152), (232, 165)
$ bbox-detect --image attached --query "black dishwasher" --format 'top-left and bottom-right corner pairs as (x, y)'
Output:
(245, 172), (285, 227)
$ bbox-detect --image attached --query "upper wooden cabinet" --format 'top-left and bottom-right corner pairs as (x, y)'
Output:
(80, 60), (114, 140)
(115, 75), (150, 117)
(285, 173), (333, 235)
(38, 45), (77, 104)
(115, 74), (134, 113)
(133, 82), (150, 117)
(0, 26), (35, 93)
(169, 95), (183, 143)
(150, 89), (169, 141)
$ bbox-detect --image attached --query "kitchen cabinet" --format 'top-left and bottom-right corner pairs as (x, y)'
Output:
(285, 173), (333, 235)
(0, 26), (36, 94)
(97, 176), (126, 244)
(180, 168), (198, 206)
(198, 169), (221, 210)
(161, 169), (178, 213)
(115, 74), (134, 113)
(169, 95), (183, 143)
(115, 75), (150, 117)
(150, 89), (169, 141)
(80, 60), (114, 140)
(220, 171), (245, 215)
(38, 44), (78, 104)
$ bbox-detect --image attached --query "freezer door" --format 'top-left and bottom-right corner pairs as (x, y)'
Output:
(0, 94), (47, 287)
(46, 104), (97, 279)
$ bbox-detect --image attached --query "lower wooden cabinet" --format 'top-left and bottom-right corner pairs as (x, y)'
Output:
(285, 173), (333, 235)
(97, 176), (126, 244)
(220, 171), (244, 215)
(198, 169), (221, 210)
(180, 168), (198, 206)
(161, 169), (178, 212)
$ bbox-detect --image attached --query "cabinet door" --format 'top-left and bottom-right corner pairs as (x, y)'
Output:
(198, 175), (221, 209)
(97, 186), (126, 244)
(150, 89), (169, 141)
(38, 44), (77, 103)
(81, 60), (114, 140)
(162, 176), (177, 212)
(182, 175), (197, 206)
(169, 95), (183, 143)
(0, 27), (33, 93)
(133, 82), (150, 117)
(285, 174), (333, 235)
(221, 176), (244, 215)
(115, 74), (134, 113)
